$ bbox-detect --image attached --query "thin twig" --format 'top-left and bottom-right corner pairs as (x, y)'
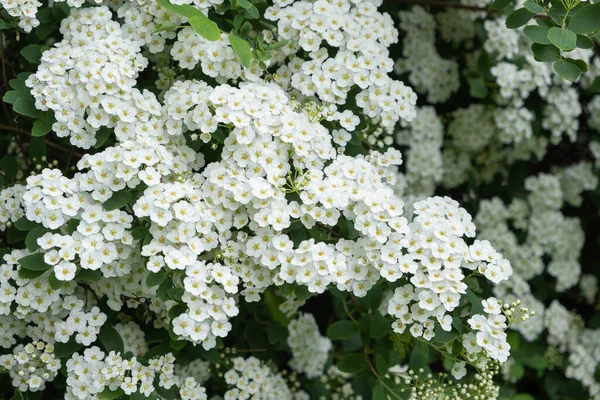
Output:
(0, 124), (84, 158)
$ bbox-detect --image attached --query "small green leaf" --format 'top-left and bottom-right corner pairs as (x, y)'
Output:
(188, 14), (221, 41)
(14, 389), (24, 400)
(98, 388), (125, 400)
(523, 25), (551, 44)
(99, 325), (125, 354)
(31, 114), (55, 137)
(14, 216), (38, 231)
(536, 18), (554, 29)
(588, 76), (600, 91)
(237, 0), (253, 9)
(375, 354), (388, 376)
(20, 44), (49, 64)
(554, 59), (581, 81)
(523, 0), (544, 13)
(566, 57), (588, 72)
(25, 226), (47, 252)
(146, 270), (167, 287)
(337, 353), (369, 374)
(229, 34), (253, 68)
(170, 339), (187, 350)
(327, 320), (357, 340)
(156, 0), (202, 18)
(18, 253), (51, 271)
(103, 190), (132, 211)
(245, 5), (259, 19)
(67, 218), (81, 235)
(94, 127), (111, 149)
(492, 0), (512, 10)
(76, 269), (102, 282)
(3, 90), (20, 104)
(576, 34), (594, 49)
(372, 383), (386, 400)
(506, 8), (535, 29)
(13, 96), (43, 118)
(18, 267), (47, 279)
(569, 3), (600, 34)
(547, 27), (577, 51)
(48, 272), (64, 290)
(468, 78), (489, 99)
(54, 339), (83, 358)
(369, 313), (389, 339)
(531, 43), (560, 62)
(153, 23), (178, 33)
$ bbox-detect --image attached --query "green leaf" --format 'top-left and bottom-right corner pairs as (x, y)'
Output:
(20, 44), (49, 64)
(554, 59), (581, 81)
(524, 25), (551, 44)
(31, 114), (55, 137)
(13, 96), (42, 118)
(369, 313), (389, 339)
(132, 225), (150, 241)
(3, 90), (20, 104)
(294, 284), (312, 301)
(588, 76), (600, 91)
(146, 270), (167, 287)
(523, 0), (544, 13)
(569, 3), (600, 34)
(513, 394), (535, 400)
(13, 389), (24, 400)
(18, 253), (51, 271)
(237, 0), (253, 9)
(576, 34), (594, 49)
(327, 320), (357, 340)
(506, 8), (534, 29)
(48, 272), (64, 290)
(229, 34), (253, 68)
(98, 388), (125, 400)
(466, 290), (485, 315)
(14, 216), (38, 231)
(510, 362), (525, 380)
(536, 18), (554, 29)
(157, 278), (173, 302)
(337, 353), (369, 374)
(25, 226), (47, 252)
(531, 43), (560, 62)
(410, 341), (430, 372)
(156, 0), (203, 18)
(566, 57), (588, 72)
(76, 269), (102, 282)
(94, 127), (111, 149)
(54, 339), (83, 358)
(18, 267), (46, 279)
(188, 14), (221, 41)
(245, 5), (259, 19)
(372, 383), (386, 400)
(547, 27), (577, 51)
(468, 78), (489, 99)
(375, 354), (388, 375)
(67, 219), (81, 235)
(170, 339), (187, 350)
(492, 0), (512, 10)
(103, 190), (132, 211)
(99, 325), (125, 354)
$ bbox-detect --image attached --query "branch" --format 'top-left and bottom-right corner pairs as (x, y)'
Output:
(0, 124), (84, 158)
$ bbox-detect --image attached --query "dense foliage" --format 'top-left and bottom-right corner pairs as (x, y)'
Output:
(0, 0), (598, 399)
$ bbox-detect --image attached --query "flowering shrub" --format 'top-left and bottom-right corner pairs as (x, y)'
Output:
(0, 0), (597, 399)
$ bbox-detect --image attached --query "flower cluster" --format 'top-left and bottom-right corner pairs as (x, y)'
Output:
(287, 313), (332, 378)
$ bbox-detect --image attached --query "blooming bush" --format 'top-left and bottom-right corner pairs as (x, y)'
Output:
(0, 0), (597, 399)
